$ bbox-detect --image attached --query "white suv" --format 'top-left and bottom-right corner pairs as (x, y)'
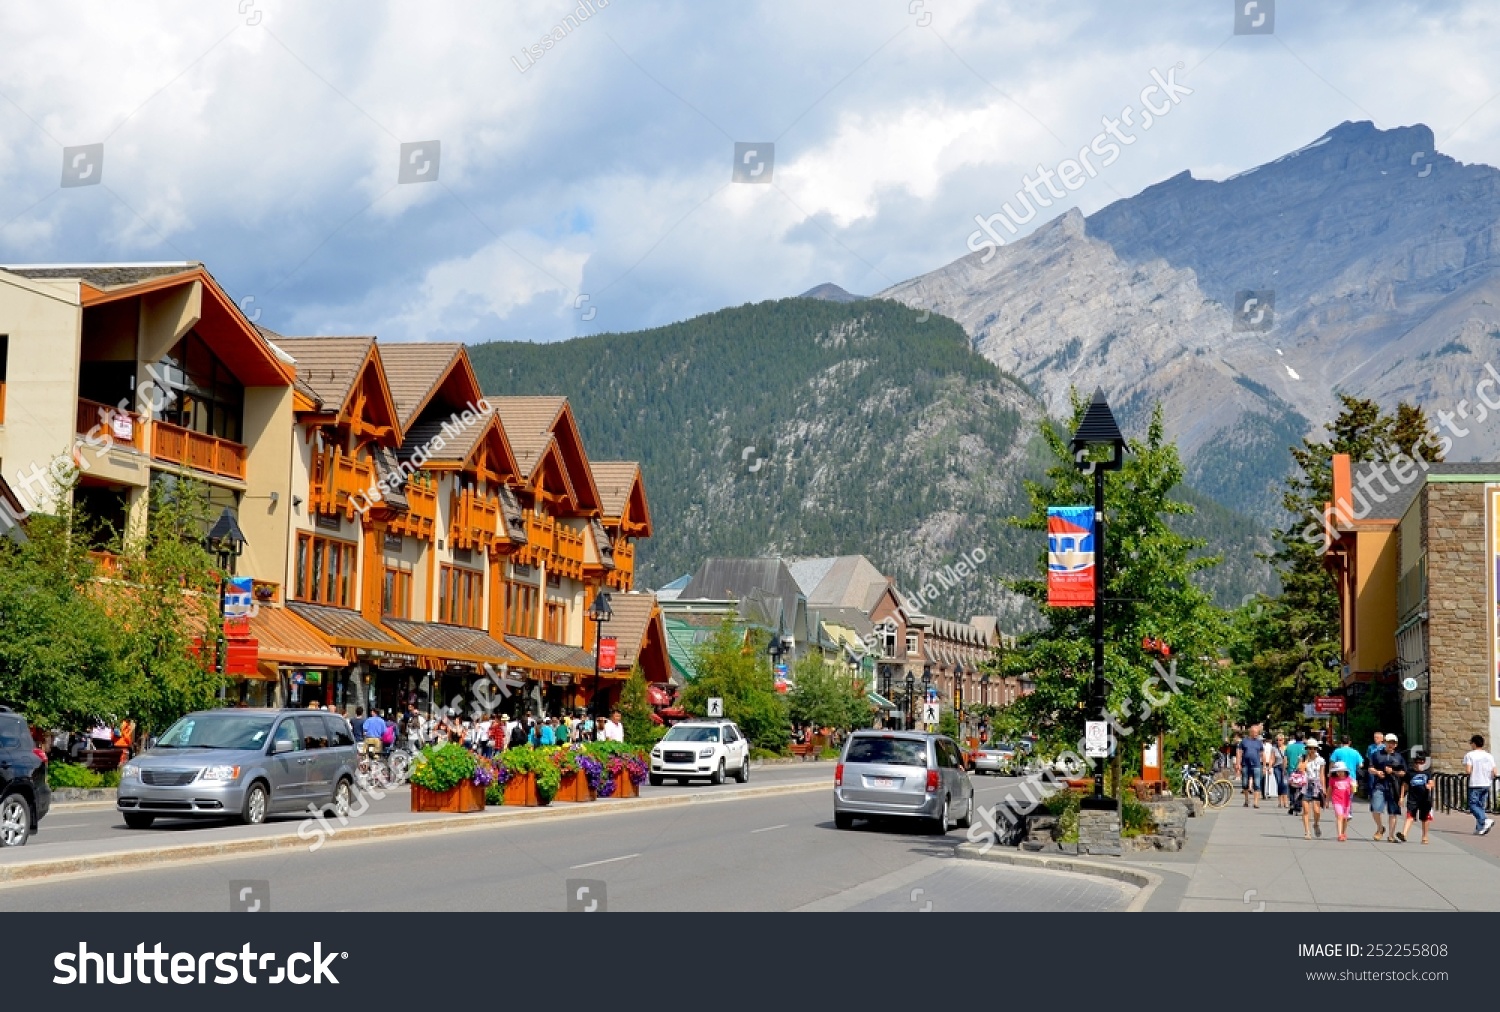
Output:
(649, 720), (750, 786)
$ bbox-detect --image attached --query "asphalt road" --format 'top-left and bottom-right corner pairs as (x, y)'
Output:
(0, 771), (1136, 912)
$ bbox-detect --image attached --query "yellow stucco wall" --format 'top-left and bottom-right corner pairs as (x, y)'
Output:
(1353, 527), (1399, 674)
(0, 272), (83, 513)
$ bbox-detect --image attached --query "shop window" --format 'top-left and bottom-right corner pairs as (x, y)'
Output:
(294, 533), (357, 608)
(439, 565), (483, 628)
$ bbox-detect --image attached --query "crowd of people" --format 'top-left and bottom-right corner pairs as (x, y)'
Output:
(324, 702), (627, 758)
(1225, 724), (1497, 843)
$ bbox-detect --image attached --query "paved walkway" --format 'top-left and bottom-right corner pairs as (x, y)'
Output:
(1168, 797), (1500, 911)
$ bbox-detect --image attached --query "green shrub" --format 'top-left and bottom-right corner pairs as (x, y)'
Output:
(485, 782), (504, 806)
(101, 769), (121, 788)
(48, 763), (105, 789)
(499, 746), (562, 803)
(1121, 794), (1156, 837)
(749, 747), (782, 761)
(1044, 789), (1082, 843)
(818, 747), (839, 760)
(410, 743), (478, 793)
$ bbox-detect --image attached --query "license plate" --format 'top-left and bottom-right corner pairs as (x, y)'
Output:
(871, 777), (895, 788)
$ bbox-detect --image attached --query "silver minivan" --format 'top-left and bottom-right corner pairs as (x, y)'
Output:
(833, 731), (974, 833)
(117, 708), (357, 828)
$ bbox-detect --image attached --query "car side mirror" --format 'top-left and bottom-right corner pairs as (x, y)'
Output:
(271, 739), (295, 755)
(145, 737), (157, 750)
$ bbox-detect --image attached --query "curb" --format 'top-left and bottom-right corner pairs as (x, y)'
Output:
(953, 842), (1162, 912)
(0, 781), (829, 886)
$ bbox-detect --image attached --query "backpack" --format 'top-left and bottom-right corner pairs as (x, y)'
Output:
(382, 724), (395, 745)
(509, 722), (528, 749)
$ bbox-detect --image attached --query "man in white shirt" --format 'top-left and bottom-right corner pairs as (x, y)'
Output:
(603, 710), (625, 743)
(1464, 734), (1496, 835)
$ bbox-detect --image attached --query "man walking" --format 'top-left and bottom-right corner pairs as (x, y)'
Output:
(1235, 723), (1265, 808)
(1464, 734), (1496, 836)
(350, 706), (367, 743)
(1284, 732), (1306, 816)
(1365, 732), (1385, 799)
(1330, 736), (1363, 793)
(1368, 732), (1406, 841)
(362, 709), (388, 758)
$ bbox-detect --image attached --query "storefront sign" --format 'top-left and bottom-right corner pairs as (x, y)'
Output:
(1313, 695), (1345, 714)
(305, 670), (322, 685)
(1047, 506), (1095, 607)
(597, 636), (617, 669)
(373, 654), (418, 669)
(552, 673), (572, 686)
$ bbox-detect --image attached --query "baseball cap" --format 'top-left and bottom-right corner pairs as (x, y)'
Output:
(1385, 733), (1399, 743)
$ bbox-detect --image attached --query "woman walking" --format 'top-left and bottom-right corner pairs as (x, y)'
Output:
(1271, 733), (1289, 808)
(1299, 740), (1327, 839)
(1262, 735), (1281, 806)
(1328, 761), (1354, 841)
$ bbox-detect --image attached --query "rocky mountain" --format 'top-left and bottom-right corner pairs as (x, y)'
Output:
(879, 121), (1500, 520)
(469, 298), (1273, 624)
(798, 283), (864, 302)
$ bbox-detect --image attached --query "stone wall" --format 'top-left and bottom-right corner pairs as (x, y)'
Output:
(1424, 483), (1492, 770)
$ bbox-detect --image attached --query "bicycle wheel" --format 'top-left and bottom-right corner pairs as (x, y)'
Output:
(370, 759), (393, 790)
(1206, 778), (1235, 809)
(388, 751), (411, 784)
(1184, 777), (1206, 805)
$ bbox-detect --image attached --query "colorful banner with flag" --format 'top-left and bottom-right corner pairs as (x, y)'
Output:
(1047, 505), (1095, 607)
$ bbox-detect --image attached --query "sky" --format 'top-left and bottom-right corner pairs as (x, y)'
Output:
(1, 0), (1498, 345)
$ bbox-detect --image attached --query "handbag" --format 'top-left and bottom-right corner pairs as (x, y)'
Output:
(1289, 771), (1306, 788)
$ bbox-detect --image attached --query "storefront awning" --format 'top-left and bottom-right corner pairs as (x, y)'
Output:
(867, 691), (898, 710)
(249, 605), (347, 668)
(382, 618), (524, 671)
(505, 635), (596, 676)
(287, 601), (410, 657)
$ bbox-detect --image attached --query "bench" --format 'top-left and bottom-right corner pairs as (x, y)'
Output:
(84, 748), (125, 773)
(788, 742), (817, 760)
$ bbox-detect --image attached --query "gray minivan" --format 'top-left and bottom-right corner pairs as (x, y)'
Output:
(117, 708), (357, 828)
(833, 730), (974, 833)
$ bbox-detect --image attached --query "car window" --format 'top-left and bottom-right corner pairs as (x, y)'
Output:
(271, 720), (301, 753)
(296, 715), (329, 750)
(845, 737), (927, 767)
(663, 725), (720, 742)
(0, 715), (25, 749)
(724, 726), (739, 743)
(158, 713), (275, 750)
(323, 714), (354, 748)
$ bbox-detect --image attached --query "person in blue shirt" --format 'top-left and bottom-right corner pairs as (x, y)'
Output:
(362, 711), (387, 756)
(539, 717), (557, 747)
(1330, 736), (1363, 790)
(1365, 732), (1385, 796)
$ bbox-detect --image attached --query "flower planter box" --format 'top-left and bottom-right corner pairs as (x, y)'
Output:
(554, 771), (595, 803)
(410, 779), (485, 814)
(503, 773), (542, 807)
(612, 772), (639, 799)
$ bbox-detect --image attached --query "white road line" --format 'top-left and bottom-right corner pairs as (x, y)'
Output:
(751, 824), (788, 834)
(40, 824), (90, 830)
(569, 852), (640, 870)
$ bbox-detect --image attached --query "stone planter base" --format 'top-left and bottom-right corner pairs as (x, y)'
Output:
(1077, 807), (1122, 856)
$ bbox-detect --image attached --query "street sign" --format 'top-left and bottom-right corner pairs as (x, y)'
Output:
(921, 702), (940, 726)
(1402, 677), (1418, 692)
(1084, 720), (1108, 758)
(1313, 696), (1346, 714)
(1303, 704), (1318, 718)
(706, 697), (723, 718)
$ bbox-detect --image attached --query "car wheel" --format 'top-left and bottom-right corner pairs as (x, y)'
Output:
(711, 759), (725, 785)
(0, 794), (31, 847)
(956, 792), (974, 830)
(240, 782), (269, 826)
(648, 774), (663, 787)
(834, 812), (854, 830)
(331, 778), (352, 819)
(735, 756), (749, 783)
(123, 812), (155, 830)
(928, 795), (950, 835)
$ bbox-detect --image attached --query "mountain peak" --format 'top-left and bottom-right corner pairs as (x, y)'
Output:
(798, 282), (864, 303)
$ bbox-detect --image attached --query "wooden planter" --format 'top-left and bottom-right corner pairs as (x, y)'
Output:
(503, 773), (541, 807)
(555, 771), (595, 803)
(410, 779), (485, 813)
(613, 772), (640, 799)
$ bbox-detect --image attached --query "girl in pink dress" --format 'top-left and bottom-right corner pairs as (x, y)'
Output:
(1329, 761), (1355, 841)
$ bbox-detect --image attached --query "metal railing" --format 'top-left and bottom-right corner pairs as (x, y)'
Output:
(1435, 772), (1500, 814)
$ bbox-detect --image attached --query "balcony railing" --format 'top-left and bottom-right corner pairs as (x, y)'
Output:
(387, 472), (437, 541)
(309, 445), (377, 519)
(151, 419), (246, 480)
(517, 512), (585, 580)
(449, 488), (500, 551)
(608, 539), (635, 590)
(76, 397), (145, 453)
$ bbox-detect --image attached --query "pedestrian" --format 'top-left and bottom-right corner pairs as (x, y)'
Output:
(1235, 723), (1265, 808)
(1463, 734), (1496, 836)
(556, 714), (571, 745)
(489, 714), (508, 754)
(508, 715), (529, 750)
(1329, 736), (1363, 794)
(1398, 751), (1434, 844)
(362, 708), (387, 758)
(1365, 731), (1386, 798)
(1284, 732), (1307, 817)
(540, 717), (557, 747)
(1261, 735), (1280, 804)
(1271, 733), (1289, 808)
(580, 712), (596, 742)
(1299, 741), (1326, 838)
(1368, 732), (1407, 842)
(1328, 761), (1354, 841)
(603, 710), (625, 743)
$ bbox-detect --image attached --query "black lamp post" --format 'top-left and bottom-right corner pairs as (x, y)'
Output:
(1069, 388), (1127, 811)
(588, 589), (613, 717)
(921, 663), (933, 730)
(904, 672), (915, 729)
(206, 507), (247, 693)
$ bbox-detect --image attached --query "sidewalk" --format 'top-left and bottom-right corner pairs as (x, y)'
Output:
(1168, 796), (1500, 911)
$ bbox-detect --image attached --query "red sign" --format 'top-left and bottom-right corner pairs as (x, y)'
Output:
(1047, 506), (1095, 607)
(225, 638), (259, 677)
(597, 636), (617, 669)
(1314, 696), (1346, 714)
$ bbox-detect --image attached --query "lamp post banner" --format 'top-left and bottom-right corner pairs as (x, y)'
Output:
(1046, 505), (1095, 607)
(597, 636), (617, 669)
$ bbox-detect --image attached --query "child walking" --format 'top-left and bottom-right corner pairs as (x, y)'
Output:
(1399, 752), (1433, 844)
(1328, 760), (1354, 841)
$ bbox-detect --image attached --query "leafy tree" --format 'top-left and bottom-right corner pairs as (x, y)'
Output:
(678, 617), (789, 750)
(618, 667), (663, 746)
(786, 652), (872, 730)
(993, 397), (1245, 783)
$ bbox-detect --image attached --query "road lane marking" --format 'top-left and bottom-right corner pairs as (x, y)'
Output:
(751, 824), (788, 834)
(569, 852), (640, 870)
(40, 824), (91, 830)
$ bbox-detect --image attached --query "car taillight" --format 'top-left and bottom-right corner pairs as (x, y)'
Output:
(834, 763), (843, 787)
(32, 748), (47, 764)
(926, 769), (939, 793)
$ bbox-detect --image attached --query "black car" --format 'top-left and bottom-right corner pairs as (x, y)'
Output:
(0, 706), (50, 846)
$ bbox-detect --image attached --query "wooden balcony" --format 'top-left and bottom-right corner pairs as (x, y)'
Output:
(387, 472), (437, 541)
(309, 445), (377, 518)
(151, 419), (246, 480)
(449, 488), (500, 551)
(555, 522), (584, 580)
(608, 538), (635, 590)
(76, 398), (145, 452)
(516, 512), (585, 580)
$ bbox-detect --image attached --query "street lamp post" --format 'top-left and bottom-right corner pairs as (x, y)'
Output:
(588, 590), (613, 718)
(206, 507), (247, 700)
(921, 663), (933, 731)
(904, 672), (915, 730)
(1069, 388), (1126, 811)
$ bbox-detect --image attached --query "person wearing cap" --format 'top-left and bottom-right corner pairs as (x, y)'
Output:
(1398, 751), (1434, 844)
(1298, 739), (1327, 839)
(1368, 732), (1407, 842)
(1328, 760), (1355, 841)
(1235, 723), (1266, 808)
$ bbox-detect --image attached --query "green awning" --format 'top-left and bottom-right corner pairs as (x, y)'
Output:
(867, 691), (898, 710)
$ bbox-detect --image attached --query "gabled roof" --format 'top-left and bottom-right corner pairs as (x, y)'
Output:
(377, 342), (478, 431)
(786, 555), (892, 613)
(4, 262), (201, 288)
(398, 404), (519, 483)
(589, 460), (652, 536)
(682, 558), (805, 636)
(602, 592), (666, 678)
(274, 335), (401, 440)
(492, 396), (602, 514)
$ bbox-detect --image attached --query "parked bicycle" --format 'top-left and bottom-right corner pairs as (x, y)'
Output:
(1180, 762), (1234, 809)
(356, 742), (393, 791)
